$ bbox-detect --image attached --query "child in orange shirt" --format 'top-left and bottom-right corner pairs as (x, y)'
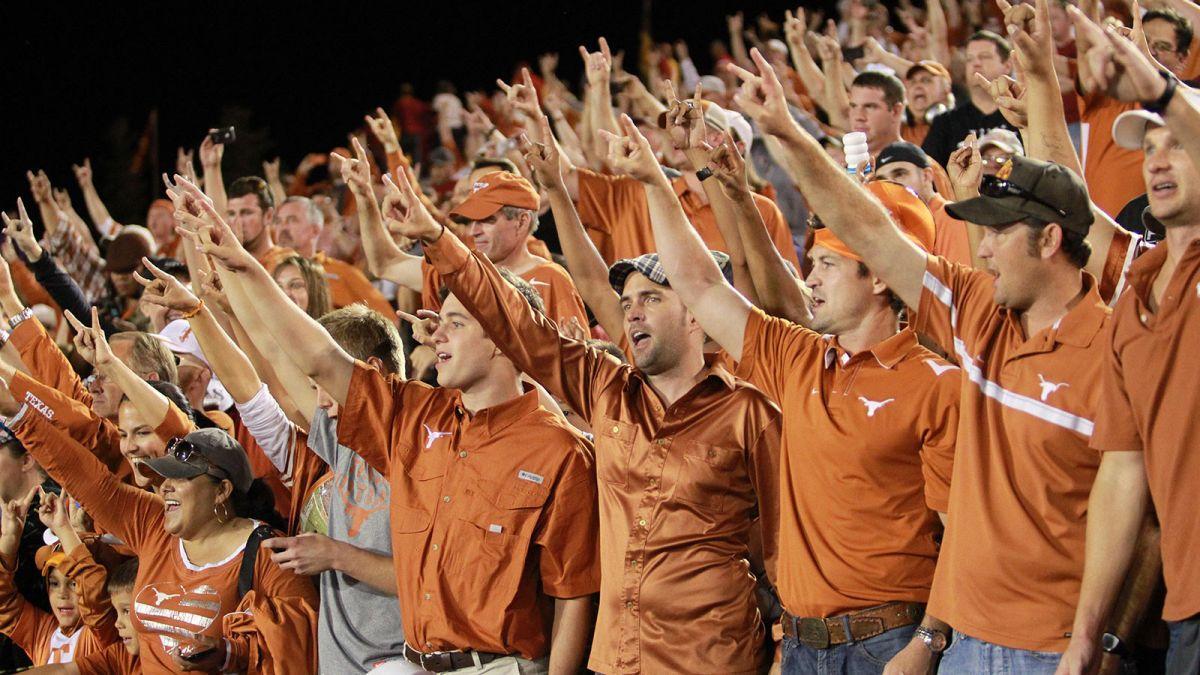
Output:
(31, 559), (142, 675)
(0, 488), (118, 666)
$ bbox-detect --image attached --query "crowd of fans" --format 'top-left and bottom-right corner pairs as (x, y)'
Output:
(1, 0), (1198, 673)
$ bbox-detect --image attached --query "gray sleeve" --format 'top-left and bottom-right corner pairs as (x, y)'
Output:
(306, 407), (342, 465)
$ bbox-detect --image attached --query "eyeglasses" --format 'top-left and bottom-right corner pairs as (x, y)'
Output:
(980, 154), (1011, 166)
(165, 437), (230, 483)
(979, 175), (1068, 218)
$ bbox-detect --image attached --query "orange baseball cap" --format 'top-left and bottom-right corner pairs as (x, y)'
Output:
(36, 546), (69, 576)
(905, 60), (952, 83)
(810, 181), (934, 262)
(449, 171), (540, 221)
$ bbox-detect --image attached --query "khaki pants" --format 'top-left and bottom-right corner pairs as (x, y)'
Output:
(368, 655), (548, 675)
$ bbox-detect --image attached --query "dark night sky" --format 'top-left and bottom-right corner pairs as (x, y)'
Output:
(2, 2), (811, 223)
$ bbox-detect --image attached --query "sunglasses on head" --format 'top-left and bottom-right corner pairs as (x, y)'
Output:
(980, 175), (1068, 218)
(165, 437), (230, 483)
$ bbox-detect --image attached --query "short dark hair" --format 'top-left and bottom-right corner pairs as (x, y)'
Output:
(852, 71), (907, 108)
(968, 30), (1014, 61)
(319, 305), (405, 377)
(1144, 9), (1194, 55)
(856, 262), (907, 315)
(437, 269), (545, 314)
(1026, 222), (1092, 269)
(106, 558), (139, 594)
(471, 157), (519, 175)
(228, 176), (274, 211)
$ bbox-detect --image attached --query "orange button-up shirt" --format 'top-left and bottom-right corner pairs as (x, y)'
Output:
(314, 252), (395, 317)
(917, 255), (1111, 652)
(739, 311), (958, 618)
(426, 232), (782, 675)
(337, 366), (601, 658)
(1092, 238), (1200, 620)
(575, 168), (802, 271)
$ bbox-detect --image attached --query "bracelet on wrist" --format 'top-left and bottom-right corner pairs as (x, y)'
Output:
(1144, 70), (1178, 115)
(7, 307), (33, 330)
(180, 299), (205, 320)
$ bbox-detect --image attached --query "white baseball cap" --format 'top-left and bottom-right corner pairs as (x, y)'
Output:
(1112, 109), (1165, 150)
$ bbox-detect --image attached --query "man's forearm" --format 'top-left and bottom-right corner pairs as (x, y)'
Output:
(80, 184), (117, 236)
(334, 543), (396, 594)
(730, 190), (809, 325)
(202, 163), (227, 215)
(549, 596), (593, 675)
(188, 304), (262, 404)
(642, 179), (727, 304)
(544, 186), (624, 339)
(1070, 452), (1149, 644)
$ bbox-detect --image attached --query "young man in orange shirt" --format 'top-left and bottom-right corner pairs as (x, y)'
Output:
(380, 118), (783, 673)
(180, 177), (600, 675)
(730, 47), (1123, 673)
(224, 177), (296, 273)
(640, 92), (960, 673)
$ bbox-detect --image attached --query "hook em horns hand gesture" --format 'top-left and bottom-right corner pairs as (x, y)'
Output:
(598, 114), (665, 185)
(380, 173), (444, 243)
(727, 49), (798, 138)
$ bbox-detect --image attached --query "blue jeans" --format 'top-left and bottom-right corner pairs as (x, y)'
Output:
(938, 630), (1060, 674)
(781, 625), (915, 675)
(1167, 616), (1200, 675)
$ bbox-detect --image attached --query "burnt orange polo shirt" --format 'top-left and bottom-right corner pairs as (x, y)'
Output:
(739, 311), (958, 617)
(916, 255), (1111, 652)
(1078, 93), (1144, 218)
(425, 232), (782, 675)
(314, 252), (394, 317)
(337, 366), (600, 659)
(575, 168), (803, 271)
(1092, 238), (1200, 620)
(257, 244), (298, 274)
(928, 194), (972, 266)
(420, 257), (590, 329)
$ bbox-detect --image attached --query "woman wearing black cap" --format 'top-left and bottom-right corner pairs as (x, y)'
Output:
(0, 355), (319, 673)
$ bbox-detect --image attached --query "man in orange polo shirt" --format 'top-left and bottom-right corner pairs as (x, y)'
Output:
(376, 118), (782, 674)
(1061, 32), (1200, 674)
(184, 189), (600, 675)
(875, 141), (972, 265)
(225, 177), (296, 273)
(605, 112), (960, 674)
(272, 194), (394, 317)
(730, 49), (1126, 672)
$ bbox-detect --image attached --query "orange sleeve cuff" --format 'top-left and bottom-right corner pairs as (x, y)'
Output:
(424, 230), (474, 275)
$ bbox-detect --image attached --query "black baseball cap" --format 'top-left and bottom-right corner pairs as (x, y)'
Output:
(945, 156), (1094, 235)
(877, 142), (931, 170)
(143, 428), (254, 493)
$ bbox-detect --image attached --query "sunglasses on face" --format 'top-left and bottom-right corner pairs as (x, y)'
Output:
(979, 175), (1068, 218)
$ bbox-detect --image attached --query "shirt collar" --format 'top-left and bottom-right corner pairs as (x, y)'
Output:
(629, 352), (738, 393)
(458, 384), (542, 437)
(1049, 273), (1109, 348)
(823, 329), (917, 370)
(1123, 237), (1185, 304)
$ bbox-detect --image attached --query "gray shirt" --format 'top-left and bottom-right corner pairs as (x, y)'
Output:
(308, 408), (410, 674)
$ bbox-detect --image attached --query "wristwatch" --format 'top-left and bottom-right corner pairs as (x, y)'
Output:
(1102, 632), (1130, 657)
(695, 166), (715, 181)
(915, 626), (949, 653)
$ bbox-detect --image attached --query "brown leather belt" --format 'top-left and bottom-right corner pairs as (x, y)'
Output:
(402, 643), (507, 672)
(782, 601), (924, 649)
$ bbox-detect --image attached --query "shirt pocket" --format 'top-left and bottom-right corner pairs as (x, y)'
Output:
(670, 442), (742, 512)
(450, 477), (551, 603)
(594, 416), (636, 486)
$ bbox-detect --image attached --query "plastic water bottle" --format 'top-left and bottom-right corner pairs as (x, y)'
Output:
(843, 131), (871, 177)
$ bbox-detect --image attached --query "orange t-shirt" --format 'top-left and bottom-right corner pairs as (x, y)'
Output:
(738, 311), (958, 617)
(1091, 238), (1200, 620)
(74, 642), (139, 675)
(314, 252), (394, 318)
(9, 409), (319, 675)
(902, 120), (931, 146)
(420, 257), (590, 329)
(575, 169), (802, 270)
(928, 194), (973, 266)
(337, 364), (600, 659)
(916, 255), (1111, 652)
(1078, 93), (1144, 218)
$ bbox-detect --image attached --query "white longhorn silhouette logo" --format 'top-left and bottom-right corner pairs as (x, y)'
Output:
(859, 396), (894, 417)
(152, 589), (180, 605)
(423, 424), (452, 449)
(1037, 374), (1069, 402)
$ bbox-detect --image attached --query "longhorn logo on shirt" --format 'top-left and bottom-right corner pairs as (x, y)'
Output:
(134, 582), (222, 654)
(423, 424), (452, 449)
(1036, 374), (1069, 401)
(858, 396), (894, 417)
(336, 456), (390, 538)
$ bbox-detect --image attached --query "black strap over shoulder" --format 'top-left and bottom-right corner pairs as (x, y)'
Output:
(238, 524), (277, 598)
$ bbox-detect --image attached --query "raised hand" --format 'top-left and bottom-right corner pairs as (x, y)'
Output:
(1002, 0), (1057, 77)
(397, 309), (441, 348)
(137, 257), (202, 313)
(496, 67), (543, 122)
(709, 131), (752, 199)
(465, 105), (495, 136)
(364, 107), (401, 152)
(0, 486), (38, 541)
(262, 157), (282, 183)
(663, 80), (706, 151)
(974, 72), (1028, 128)
(784, 8), (809, 54)
(177, 148), (198, 183)
(36, 489), (71, 537)
(195, 267), (232, 315)
(333, 137), (374, 197)
(518, 115), (565, 189)
(26, 170), (53, 204)
(199, 134), (224, 169)
(598, 114), (664, 184)
(579, 37), (613, 87)
(72, 158), (94, 187)
(728, 49), (797, 137)
(0, 198), (42, 260)
(559, 315), (589, 342)
(947, 133), (984, 197)
(61, 309), (98, 366)
(380, 173), (443, 242)
(728, 11), (745, 35)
